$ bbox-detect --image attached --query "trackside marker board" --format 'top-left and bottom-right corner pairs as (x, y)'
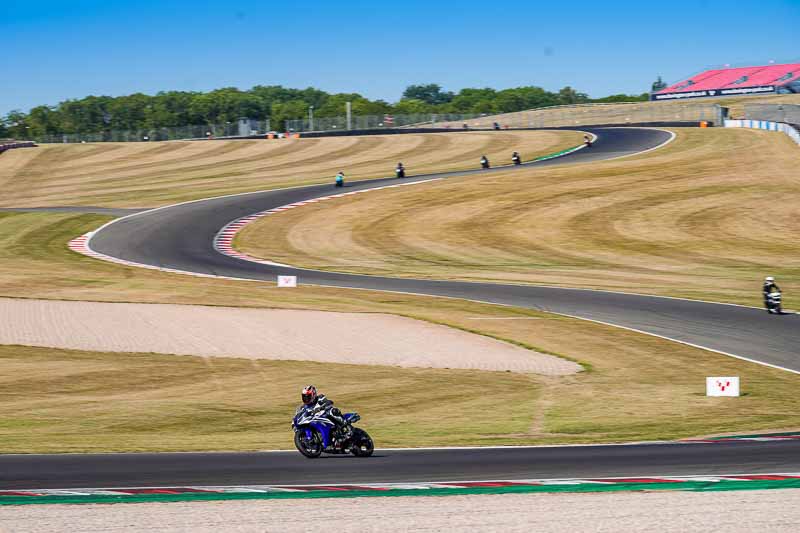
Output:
(277, 276), (297, 288)
(706, 377), (740, 397)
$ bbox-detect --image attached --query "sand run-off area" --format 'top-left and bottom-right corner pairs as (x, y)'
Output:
(0, 298), (579, 375)
(2, 489), (799, 532)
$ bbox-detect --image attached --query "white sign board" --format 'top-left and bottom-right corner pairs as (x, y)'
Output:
(277, 275), (297, 288)
(706, 377), (740, 397)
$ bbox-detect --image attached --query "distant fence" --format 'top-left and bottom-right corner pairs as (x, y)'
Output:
(286, 103), (723, 133)
(744, 104), (800, 127)
(36, 119), (270, 144)
(285, 113), (484, 133)
(725, 118), (800, 146)
(433, 103), (723, 129)
(0, 140), (36, 154)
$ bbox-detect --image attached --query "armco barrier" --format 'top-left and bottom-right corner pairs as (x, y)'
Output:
(724, 119), (800, 146)
(0, 141), (36, 154)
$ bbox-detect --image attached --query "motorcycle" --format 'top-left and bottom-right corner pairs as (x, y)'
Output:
(292, 405), (374, 458)
(766, 292), (783, 314)
(335, 175), (344, 187)
(584, 138), (593, 148)
(480, 158), (490, 169)
(396, 167), (406, 178)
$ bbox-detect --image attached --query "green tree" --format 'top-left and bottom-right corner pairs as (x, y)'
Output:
(557, 86), (589, 105)
(651, 76), (667, 92)
(402, 84), (454, 105)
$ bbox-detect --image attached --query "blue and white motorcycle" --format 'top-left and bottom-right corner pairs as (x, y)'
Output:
(292, 405), (374, 458)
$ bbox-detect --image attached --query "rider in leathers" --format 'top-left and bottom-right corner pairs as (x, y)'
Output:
(763, 276), (781, 312)
(300, 385), (351, 440)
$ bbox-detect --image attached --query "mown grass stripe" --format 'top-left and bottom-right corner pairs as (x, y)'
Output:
(4, 478), (800, 506)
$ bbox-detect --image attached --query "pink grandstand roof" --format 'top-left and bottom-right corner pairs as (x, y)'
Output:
(656, 63), (800, 94)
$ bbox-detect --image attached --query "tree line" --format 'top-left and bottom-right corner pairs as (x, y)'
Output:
(0, 83), (648, 139)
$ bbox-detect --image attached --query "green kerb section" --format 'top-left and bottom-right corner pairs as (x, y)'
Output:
(4, 478), (800, 506)
(532, 145), (582, 162)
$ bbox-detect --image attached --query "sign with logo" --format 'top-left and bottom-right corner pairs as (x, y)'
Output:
(706, 376), (740, 397)
(652, 85), (776, 101)
(277, 275), (297, 288)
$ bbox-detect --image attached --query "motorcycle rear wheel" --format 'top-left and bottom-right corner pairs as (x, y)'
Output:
(350, 428), (374, 457)
(294, 430), (323, 458)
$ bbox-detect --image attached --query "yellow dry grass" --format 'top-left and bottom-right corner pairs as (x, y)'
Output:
(0, 211), (797, 451)
(0, 130), (583, 208)
(237, 128), (800, 307)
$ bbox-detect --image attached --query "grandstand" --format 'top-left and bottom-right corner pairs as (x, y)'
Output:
(652, 62), (800, 101)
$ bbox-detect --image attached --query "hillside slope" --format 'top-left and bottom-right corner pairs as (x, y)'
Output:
(238, 127), (800, 307)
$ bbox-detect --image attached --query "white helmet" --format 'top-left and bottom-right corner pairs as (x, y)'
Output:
(765, 276), (775, 282)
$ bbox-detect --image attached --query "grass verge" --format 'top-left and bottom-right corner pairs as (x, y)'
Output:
(0, 213), (798, 452)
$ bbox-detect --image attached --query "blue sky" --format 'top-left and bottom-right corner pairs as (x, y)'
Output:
(3, 0), (799, 114)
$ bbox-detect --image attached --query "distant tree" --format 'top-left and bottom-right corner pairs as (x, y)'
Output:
(7, 81), (657, 139)
(651, 76), (668, 92)
(589, 93), (649, 103)
(393, 98), (432, 115)
(402, 84), (454, 105)
(270, 100), (310, 131)
(448, 88), (497, 113)
(557, 86), (589, 105)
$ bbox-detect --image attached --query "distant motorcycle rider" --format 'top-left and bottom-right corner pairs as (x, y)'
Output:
(511, 151), (521, 165)
(395, 162), (406, 178)
(763, 276), (782, 313)
(480, 155), (490, 169)
(300, 385), (351, 439)
(335, 171), (345, 187)
(584, 134), (593, 147)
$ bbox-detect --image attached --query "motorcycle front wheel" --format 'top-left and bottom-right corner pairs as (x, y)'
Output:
(294, 429), (323, 458)
(349, 428), (374, 457)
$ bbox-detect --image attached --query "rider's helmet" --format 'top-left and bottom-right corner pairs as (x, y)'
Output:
(301, 385), (318, 405)
(765, 276), (775, 283)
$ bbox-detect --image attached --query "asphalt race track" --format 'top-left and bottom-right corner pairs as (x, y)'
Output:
(3, 441), (800, 489)
(90, 127), (799, 373)
(5, 127), (799, 490)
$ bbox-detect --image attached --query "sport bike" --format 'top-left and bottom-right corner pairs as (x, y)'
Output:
(766, 292), (783, 314)
(292, 405), (374, 458)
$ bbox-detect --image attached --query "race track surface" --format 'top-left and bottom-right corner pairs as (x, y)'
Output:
(8, 127), (794, 490)
(3, 440), (800, 489)
(89, 127), (799, 372)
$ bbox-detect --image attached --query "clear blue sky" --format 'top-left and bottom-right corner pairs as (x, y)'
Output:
(3, 0), (799, 114)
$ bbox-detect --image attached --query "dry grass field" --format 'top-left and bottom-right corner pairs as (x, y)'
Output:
(237, 127), (800, 307)
(0, 126), (798, 452)
(0, 130), (583, 208)
(0, 210), (798, 451)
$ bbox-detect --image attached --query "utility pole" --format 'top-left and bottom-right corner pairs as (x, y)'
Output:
(346, 101), (352, 130)
(309, 106), (314, 131)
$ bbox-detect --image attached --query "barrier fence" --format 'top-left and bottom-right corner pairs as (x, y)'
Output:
(286, 103), (723, 133)
(36, 120), (270, 144)
(744, 104), (800, 127)
(285, 113), (484, 132)
(724, 118), (800, 146)
(0, 140), (36, 153)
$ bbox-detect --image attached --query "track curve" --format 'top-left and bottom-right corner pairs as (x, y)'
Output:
(89, 127), (799, 372)
(15, 127), (794, 490)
